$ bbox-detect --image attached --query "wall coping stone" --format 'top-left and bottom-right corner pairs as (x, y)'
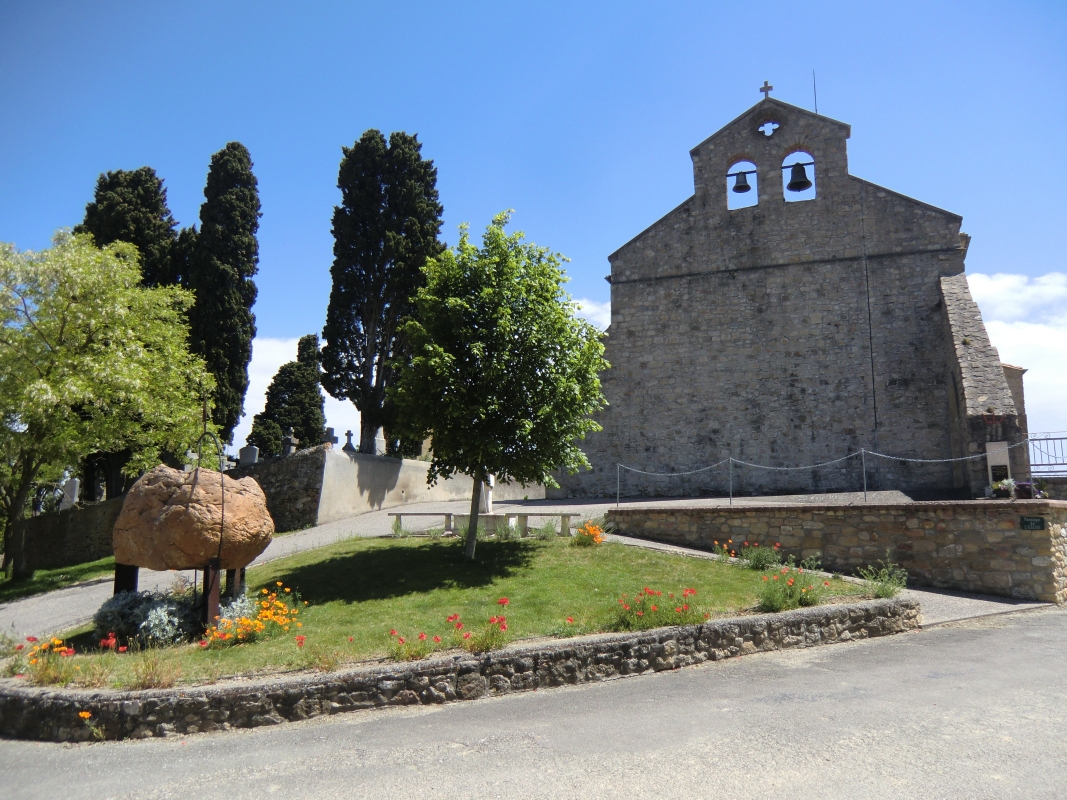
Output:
(610, 499), (1067, 515)
(0, 598), (919, 742)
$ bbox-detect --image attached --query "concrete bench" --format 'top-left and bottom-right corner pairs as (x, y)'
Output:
(387, 511), (575, 536)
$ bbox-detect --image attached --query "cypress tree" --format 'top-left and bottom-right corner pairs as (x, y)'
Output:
(321, 130), (444, 454)
(247, 334), (326, 457)
(187, 142), (261, 444)
(75, 166), (179, 287)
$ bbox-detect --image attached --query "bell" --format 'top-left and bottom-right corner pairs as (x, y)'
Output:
(731, 171), (751, 193)
(786, 162), (812, 192)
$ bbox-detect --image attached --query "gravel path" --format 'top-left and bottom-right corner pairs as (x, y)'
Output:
(0, 492), (1045, 639)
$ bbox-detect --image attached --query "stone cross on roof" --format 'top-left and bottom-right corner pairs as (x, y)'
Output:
(760, 80), (773, 98)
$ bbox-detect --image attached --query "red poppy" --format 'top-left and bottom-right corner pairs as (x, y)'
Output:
(566, 617), (574, 624)
(348, 636), (354, 642)
(489, 616), (498, 624)
(462, 632), (472, 640)
(675, 607), (683, 613)
(498, 597), (509, 606)
(824, 581), (830, 586)
(118, 646), (127, 653)
(499, 623), (507, 632)
(397, 637), (405, 645)
(455, 622), (464, 630)
(762, 576), (769, 582)
(389, 629), (397, 636)
(199, 640), (208, 648)
(650, 605), (657, 612)
(25, 636), (38, 643)
(432, 635), (441, 643)
(418, 632), (427, 641)
(623, 604), (630, 611)
(636, 611), (644, 617)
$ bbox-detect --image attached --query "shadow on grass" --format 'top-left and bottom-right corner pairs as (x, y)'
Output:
(261, 539), (540, 605)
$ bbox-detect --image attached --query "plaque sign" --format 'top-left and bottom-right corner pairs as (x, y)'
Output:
(990, 465), (1009, 483)
(1020, 516), (1045, 531)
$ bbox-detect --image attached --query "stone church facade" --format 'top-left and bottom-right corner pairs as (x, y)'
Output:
(561, 97), (1027, 499)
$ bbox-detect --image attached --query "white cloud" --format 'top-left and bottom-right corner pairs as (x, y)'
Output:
(575, 297), (611, 330)
(970, 273), (1067, 435)
(968, 272), (1067, 325)
(232, 337), (361, 451)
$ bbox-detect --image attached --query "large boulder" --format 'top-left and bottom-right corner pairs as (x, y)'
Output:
(113, 465), (274, 571)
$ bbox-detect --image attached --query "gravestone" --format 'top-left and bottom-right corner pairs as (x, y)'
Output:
(342, 430), (358, 454)
(281, 428), (300, 457)
(322, 427), (339, 446)
(239, 444), (259, 466)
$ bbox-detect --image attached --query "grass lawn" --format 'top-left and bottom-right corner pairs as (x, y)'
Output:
(41, 536), (860, 688)
(0, 556), (115, 605)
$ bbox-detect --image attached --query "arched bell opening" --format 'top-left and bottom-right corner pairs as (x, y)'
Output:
(782, 151), (816, 202)
(726, 160), (758, 210)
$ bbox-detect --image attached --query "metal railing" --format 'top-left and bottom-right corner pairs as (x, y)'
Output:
(1029, 432), (1067, 477)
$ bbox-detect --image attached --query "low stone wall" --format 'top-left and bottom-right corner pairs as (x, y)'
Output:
(20, 498), (124, 570)
(1044, 478), (1067, 502)
(0, 598), (918, 742)
(608, 500), (1067, 603)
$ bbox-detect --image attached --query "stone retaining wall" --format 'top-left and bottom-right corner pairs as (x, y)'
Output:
(608, 500), (1067, 602)
(0, 598), (918, 742)
(20, 498), (124, 570)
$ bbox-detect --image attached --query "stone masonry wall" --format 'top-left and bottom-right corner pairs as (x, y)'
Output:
(561, 98), (1020, 499)
(229, 445), (328, 533)
(608, 500), (1067, 602)
(20, 497), (124, 570)
(0, 598), (918, 741)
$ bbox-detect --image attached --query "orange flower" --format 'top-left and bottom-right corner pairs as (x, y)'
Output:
(78, 711), (91, 720)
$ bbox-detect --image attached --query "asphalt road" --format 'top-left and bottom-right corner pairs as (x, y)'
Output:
(2, 606), (1064, 800)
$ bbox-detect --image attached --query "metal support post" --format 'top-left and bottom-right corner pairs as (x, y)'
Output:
(862, 449), (868, 503)
(616, 463), (620, 508)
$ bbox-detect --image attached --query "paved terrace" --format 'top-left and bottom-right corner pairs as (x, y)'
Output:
(0, 493), (1049, 639)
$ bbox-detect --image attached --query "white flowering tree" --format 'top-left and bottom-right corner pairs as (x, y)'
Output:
(0, 232), (214, 579)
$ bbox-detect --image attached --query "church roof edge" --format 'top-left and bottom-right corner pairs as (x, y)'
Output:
(850, 176), (963, 222)
(689, 97), (851, 155)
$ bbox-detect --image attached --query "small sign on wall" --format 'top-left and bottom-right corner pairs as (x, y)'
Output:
(1020, 516), (1045, 530)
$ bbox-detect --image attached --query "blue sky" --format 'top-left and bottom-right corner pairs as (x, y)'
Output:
(2, 1), (1064, 444)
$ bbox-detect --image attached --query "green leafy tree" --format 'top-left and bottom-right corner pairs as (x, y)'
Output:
(246, 334), (326, 458)
(391, 212), (609, 561)
(0, 233), (215, 579)
(187, 142), (261, 444)
(74, 166), (183, 499)
(321, 130), (444, 454)
(74, 166), (179, 287)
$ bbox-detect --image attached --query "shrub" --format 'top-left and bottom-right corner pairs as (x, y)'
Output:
(610, 587), (707, 631)
(756, 568), (828, 612)
(532, 520), (558, 540)
(857, 554), (908, 598)
(571, 521), (605, 548)
(738, 541), (782, 570)
(93, 590), (199, 646)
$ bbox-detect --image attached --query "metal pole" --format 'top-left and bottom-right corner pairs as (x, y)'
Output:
(728, 453), (733, 507)
(616, 463), (620, 508)
(862, 449), (868, 503)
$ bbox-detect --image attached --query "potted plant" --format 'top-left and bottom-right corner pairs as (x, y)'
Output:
(992, 478), (1015, 499)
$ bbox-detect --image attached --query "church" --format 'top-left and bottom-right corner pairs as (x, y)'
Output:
(560, 91), (1028, 499)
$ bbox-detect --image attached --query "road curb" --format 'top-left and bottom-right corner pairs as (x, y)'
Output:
(0, 597), (919, 742)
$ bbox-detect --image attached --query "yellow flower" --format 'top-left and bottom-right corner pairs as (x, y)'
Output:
(276, 581), (283, 586)
(79, 711), (92, 719)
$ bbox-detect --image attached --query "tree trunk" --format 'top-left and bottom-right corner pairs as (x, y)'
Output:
(359, 419), (378, 454)
(5, 474), (36, 581)
(465, 470), (484, 562)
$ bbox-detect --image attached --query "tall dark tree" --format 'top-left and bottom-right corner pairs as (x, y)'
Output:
(74, 167), (179, 287)
(74, 166), (181, 498)
(187, 142), (261, 444)
(247, 334), (326, 457)
(321, 130), (444, 454)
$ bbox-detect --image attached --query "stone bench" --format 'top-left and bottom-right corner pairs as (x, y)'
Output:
(387, 511), (575, 536)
